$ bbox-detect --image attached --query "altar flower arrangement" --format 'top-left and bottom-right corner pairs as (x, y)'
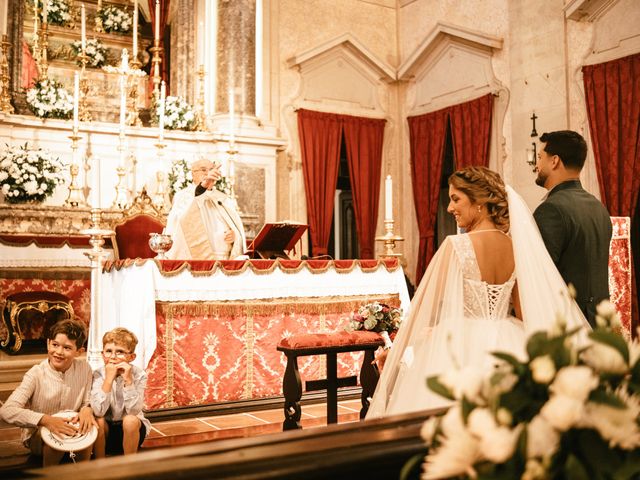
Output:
(349, 302), (402, 349)
(417, 301), (640, 480)
(0, 143), (65, 204)
(26, 79), (73, 119)
(71, 38), (108, 68)
(97, 5), (133, 34)
(152, 95), (197, 131)
(37, 0), (72, 26)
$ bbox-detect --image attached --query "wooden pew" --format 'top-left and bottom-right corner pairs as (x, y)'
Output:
(15, 409), (444, 480)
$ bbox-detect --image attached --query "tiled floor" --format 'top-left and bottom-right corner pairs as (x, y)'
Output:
(0, 399), (363, 470)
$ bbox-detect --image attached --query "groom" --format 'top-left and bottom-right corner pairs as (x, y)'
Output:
(533, 130), (612, 327)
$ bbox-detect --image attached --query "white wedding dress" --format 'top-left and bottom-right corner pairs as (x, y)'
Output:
(367, 186), (591, 418)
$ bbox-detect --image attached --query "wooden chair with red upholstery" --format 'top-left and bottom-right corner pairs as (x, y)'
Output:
(112, 188), (166, 260)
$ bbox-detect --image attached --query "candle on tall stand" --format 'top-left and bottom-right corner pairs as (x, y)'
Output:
(80, 3), (86, 53)
(158, 80), (165, 142)
(384, 174), (393, 222)
(229, 88), (235, 147)
(132, 0), (138, 62)
(73, 71), (79, 131)
(42, 0), (49, 24)
(154, 0), (160, 41)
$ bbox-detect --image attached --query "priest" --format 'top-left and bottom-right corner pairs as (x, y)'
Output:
(164, 159), (246, 260)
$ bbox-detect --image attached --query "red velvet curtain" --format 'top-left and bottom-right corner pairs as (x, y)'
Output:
(298, 109), (343, 256)
(148, 0), (171, 91)
(343, 115), (386, 259)
(583, 52), (640, 332)
(449, 94), (494, 168)
(408, 108), (449, 284)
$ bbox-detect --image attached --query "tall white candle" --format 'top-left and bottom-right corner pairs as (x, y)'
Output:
(385, 174), (393, 222)
(33, 0), (38, 40)
(132, 0), (138, 59)
(229, 88), (235, 144)
(73, 71), (79, 130)
(91, 156), (101, 209)
(120, 47), (129, 71)
(42, 0), (48, 24)
(80, 3), (86, 52)
(119, 74), (126, 132)
(0, 3), (7, 35)
(158, 81), (166, 140)
(154, 0), (160, 41)
(198, 21), (204, 66)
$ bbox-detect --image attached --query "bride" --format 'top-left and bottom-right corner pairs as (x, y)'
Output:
(367, 166), (591, 417)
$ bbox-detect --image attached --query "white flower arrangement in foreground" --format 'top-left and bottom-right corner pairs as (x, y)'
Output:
(26, 79), (73, 119)
(0, 143), (65, 204)
(71, 38), (108, 68)
(97, 5), (133, 34)
(417, 301), (640, 480)
(152, 95), (197, 131)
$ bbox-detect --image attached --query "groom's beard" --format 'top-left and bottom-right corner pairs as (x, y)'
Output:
(535, 170), (547, 188)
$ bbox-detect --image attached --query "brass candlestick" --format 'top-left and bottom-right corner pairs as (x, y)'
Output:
(194, 64), (206, 131)
(81, 208), (114, 369)
(150, 40), (163, 96)
(227, 142), (241, 214)
(375, 219), (404, 258)
(126, 59), (142, 126)
(66, 130), (87, 206)
(39, 22), (49, 81)
(78, 52), (92, 122)
(0, 35), (14, 113)
(113, 132), (129, 209)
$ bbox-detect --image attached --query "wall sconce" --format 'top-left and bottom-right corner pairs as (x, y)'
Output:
(526, 112), (538, 171)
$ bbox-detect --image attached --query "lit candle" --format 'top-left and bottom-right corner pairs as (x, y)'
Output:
(132, 0), (138, 59)
(119, 73), (126, 132)
(229, 88), (235, 145)
(73, 71), (79, 130)
(154, 0), (160, 42)
(33, 0), (38, 41)
(198, 21), (204, 66)
(158, 81), (165, 141)
(91, 157), (101, 209)
(80, 3), (86, 53)
(385, 174), (393, 222)
(42, 0), (48, 24)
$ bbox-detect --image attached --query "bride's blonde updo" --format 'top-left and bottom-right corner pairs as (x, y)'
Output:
(448, 166), (510, 232)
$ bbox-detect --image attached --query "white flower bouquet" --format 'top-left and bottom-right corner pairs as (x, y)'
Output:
(417, 301), (640, 480)
(71, 38), (108, 68)
(26, 79), (73, 119)
(0, 143), (65, 204)
(97, 5), (133, 34)
(37, 0), (72, 26)
(152, 95), (197, 131)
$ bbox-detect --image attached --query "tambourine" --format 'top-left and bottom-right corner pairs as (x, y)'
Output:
(40, 410), (98, 453)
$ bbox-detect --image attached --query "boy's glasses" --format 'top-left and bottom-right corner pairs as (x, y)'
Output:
(102, 348), (130, 358)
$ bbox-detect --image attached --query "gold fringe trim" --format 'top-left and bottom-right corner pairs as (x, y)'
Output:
(102, 258), (400, 277)
(156, 294), (400, 318)
(165, 310), (176, 408)
(0, 268), (91, 280)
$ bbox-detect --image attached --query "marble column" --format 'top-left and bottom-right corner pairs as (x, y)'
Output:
(215, 0), (256, 116)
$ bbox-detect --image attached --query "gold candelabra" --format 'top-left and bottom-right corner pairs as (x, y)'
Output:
(126, 59), (142, 126)
(38, 22), (49, 81)
(194, 64), (206, 131)
(150, 40), (163, 96)
(113, 132), (129, 209)
(66, 128), (87, 207)
(227, 142), (241, 214)
(77, 52), (92, 122)
(375, 219), (404, 258)
(0, 35), (14, 113)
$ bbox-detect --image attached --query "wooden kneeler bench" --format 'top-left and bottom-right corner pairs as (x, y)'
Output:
(277, 331), (384, 430)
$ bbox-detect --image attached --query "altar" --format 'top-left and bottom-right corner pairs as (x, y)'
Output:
(96, 258), (411, 410)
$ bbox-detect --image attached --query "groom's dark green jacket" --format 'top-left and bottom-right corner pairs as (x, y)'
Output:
(533, 180), (612, 327)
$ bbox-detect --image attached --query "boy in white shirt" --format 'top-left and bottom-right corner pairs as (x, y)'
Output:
(0, 319), (95, 466)
(91, 327), (150, 457)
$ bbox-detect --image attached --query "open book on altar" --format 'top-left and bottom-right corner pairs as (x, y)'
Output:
(245, 222), (308, 260)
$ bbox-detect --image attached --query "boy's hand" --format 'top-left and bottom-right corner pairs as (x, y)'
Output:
(78, 406), (97, 435)
(40, 414), (78, 437)
(118, 362), (134, 386)
(104, 362), (120, 381)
